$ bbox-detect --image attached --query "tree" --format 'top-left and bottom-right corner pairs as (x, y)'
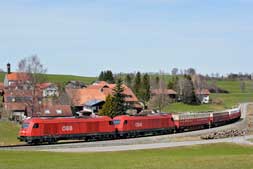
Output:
(240, 81), (246, 93)
(112, 79), (127, 117)
(133, 72), (142, 98)
(125, 74), (132, 88)
(140, 73), (150, 103)
(98, 70), (115, 83)
(17, 55), (47, 116)
(99, 95), (114, 117)
(186, 68), (196, 76)
(148, 71), (169, 111)
(171, 68), (179, 75)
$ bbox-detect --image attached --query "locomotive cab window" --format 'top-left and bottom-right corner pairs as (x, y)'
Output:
(109, 121), (113, 125)
(33, 123), (39, 128)
(124, 120), (128, 125)
(22, 123), (29, 129)
(113, 120), (121, 125)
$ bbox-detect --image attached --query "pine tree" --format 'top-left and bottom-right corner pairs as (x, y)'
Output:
(125, 74), (132, 88)
(99, 95), (114, 118)
(141, 73), (150, 103)
(98, 71), (105, 81)
(133, 72), (142, 99)
(98, 70), (115, 83)
(112, 79), (127, 117)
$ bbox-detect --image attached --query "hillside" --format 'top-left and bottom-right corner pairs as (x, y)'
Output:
(0, 72), (97, 85)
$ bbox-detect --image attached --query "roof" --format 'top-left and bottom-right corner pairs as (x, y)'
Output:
(37, 83), (56, 89)
(151, 89), (177, 95)
(6, 72), (30, 81)
(4, 102), (27, 111)
(195, 89), (210, 95)
(67, 82), (139, 106)
(85, 99), (105, 107)
(36, 104), (73, 117)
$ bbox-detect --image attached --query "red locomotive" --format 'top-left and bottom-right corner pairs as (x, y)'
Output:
(113, 114), (175, 138)
(18, 116), (115, 144)
(18, 108), (241, 144)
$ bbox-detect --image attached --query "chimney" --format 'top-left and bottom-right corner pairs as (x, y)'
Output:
(7, 63), (11, 74)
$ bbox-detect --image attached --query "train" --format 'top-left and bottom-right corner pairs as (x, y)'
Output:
(18, 108), (241, 144)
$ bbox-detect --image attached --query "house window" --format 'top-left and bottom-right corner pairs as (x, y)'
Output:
(56, 109), (62, 114)
(45, 110), (50, 114)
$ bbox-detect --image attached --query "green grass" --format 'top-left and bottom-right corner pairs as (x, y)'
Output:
(0, 121), (20, 146)
(0, 72), (5, 82)
(0, 143), (253, 169)
(46, 74), (96, 85)
(0, 72), (97, 85)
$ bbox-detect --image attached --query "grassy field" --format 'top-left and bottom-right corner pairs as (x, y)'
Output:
(0, 143), (253, 169)
(0, 121), (20, 146)
(0, 72), (96, 85)
(163, 80), (253, 112)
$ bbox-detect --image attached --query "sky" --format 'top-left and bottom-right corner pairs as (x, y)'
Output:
(0, 0), (252, 76)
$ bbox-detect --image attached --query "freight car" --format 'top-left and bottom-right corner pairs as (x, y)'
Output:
(18, 116), (115, 144)
(113, 114), (175, 138)
(172, 112), (211, 132)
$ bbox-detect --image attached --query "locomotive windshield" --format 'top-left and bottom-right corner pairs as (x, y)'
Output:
(22, 123), (29, 129)
(113, 120), (121, 125)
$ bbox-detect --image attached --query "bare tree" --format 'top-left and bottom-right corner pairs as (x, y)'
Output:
(171, 68), (179, 75)
(17, 55), (47, 116)
(148, 71), (169, 111)
(240, 81), (246, 93)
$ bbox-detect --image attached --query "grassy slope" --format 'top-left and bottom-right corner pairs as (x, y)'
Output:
(0, 72), (96, 85)
(164, 80), (253, 112)
(0, 121), (20, 146)
(0, 143), (253, 169)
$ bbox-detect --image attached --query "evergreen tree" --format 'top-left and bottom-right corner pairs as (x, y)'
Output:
(125, 74), (132, 88)
(133, 72), (142, 98)
(98, 71), (105, 81)
(99, 95), (114, 118)
(98, 70), (115, 83)
(141, 73), (150, 103)
(112, 79), (127, 117)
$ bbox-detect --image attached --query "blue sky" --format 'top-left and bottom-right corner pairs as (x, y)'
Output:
(0, 0), (252, 76)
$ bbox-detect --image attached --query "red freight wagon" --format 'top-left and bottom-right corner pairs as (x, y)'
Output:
(172, 112), (211, 131)
(211, 111), (230, 126)
(229, 108), (241, 121)
(18, 116), (115, 144)
(113, 114), (175, 137)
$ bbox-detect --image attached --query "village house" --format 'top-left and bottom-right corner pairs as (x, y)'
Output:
(67, 81), (141, 114)
(151, 89), (177, 101)
(195, 89), (210, 104)
(38, 83), (59, 97)
(4, 63), (31, 87)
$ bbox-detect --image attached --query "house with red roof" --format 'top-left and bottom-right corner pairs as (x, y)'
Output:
(4, 63), (31, 87)
(195, 89), (210, 104)
(67, 81), (141, 114)
(38, 83), (59, 97)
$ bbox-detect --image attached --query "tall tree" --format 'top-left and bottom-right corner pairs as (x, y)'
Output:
(133, 72), (141, 98)
(112, 79), (127, 117)
(99, 95), (114, 118)
(141, 73), (150, 103)
(171, 68), (179, 75)
(98, 70), (115, 83)
(125, 74), (132, 88)
(17, 55), (47, 116)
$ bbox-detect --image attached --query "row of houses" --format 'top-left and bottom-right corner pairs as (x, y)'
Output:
(0, 64), (142, 121)
(0, 63), (211, 122)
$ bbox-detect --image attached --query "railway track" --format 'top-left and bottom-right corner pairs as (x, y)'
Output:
(0, 103), (250, 151)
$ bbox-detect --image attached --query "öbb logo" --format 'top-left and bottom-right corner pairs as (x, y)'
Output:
(62, 126), (73, 132)
(135, 122), (143, 127)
